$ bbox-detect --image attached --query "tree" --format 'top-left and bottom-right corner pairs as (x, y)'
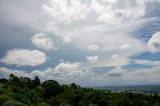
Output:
(8, 74), (23, 89)
(1, 74), (160, 106)
(69, 83), (80, 89)
(42, 80), (64, 98)
(32, 76), (41, 88)
(0, 78), (8, 83)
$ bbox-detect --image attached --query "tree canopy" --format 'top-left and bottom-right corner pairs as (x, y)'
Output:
(0, 74), (160, 106)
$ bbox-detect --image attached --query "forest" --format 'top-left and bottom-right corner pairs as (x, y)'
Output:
(0, 74), (160, 106)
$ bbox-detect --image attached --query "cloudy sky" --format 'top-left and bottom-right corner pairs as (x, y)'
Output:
(0, 0), (160, 86)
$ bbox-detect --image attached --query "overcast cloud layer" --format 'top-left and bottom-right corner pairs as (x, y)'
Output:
(0, 0), (160, 86)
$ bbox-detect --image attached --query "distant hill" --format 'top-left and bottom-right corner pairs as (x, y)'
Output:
(93, 85), (160, 93)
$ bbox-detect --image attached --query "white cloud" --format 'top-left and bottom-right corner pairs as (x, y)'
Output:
(0, 67), (53, 81)
(41, 0), (88, 24)
(108, 56), (129, 67)
(1, 64), (160, 86)
(120, 44), (131, 50)
(87, 44), (100, 51)
(82, 65), (160, 86)
(78, 29), (143, 53)
(62, 36), (71, 43)
(148, 32), (160, 52)
(0, 67), (30, 78)
(41, 0), (149, 48)
(1, 49), (47, 67)
(112, 54), (119, 58)
(96, 0), (145, 25)
(42, 0), (146, 25)
(37, 0), (160, 72)
(89, 56), (129, 67)
(1, 0), (160, 86)
(30, 68), (53, 78)
(31, 33), (56, 50)
(54, 62), (80, 73)
(38, 0), (158, 70)
(86, 56), (98, 63)
(134, 59), (160, 66)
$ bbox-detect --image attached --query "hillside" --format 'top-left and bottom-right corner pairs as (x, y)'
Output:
(0, 74), (160, 106)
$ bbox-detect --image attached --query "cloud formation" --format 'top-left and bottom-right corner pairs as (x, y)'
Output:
(54, 62), (80, 73)
(148, 32), (160, 52)
(40, 0), (150, 54)
(42, 0), (146, 25)
(120, 44), (131, 50)
(134, 59), (160, 66)
(1, 49), (47, 67)
(87, 44), (100, 51)
(31, 33), (56, 50)
(1, 63), (160, 86)
(112, 54), (119, 58)
(0, 67), (30, 78)
(0, 0), (160, 86)
(86, 56), (98, 63)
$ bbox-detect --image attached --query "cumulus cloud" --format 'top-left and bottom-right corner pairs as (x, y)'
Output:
(1, 49), (47, 67)
(86, 56), (98, 63)
(0, 67), (30, 78)
(96, 0), (145, 25)
(54, 62), (80, 73)
(1, 0), (160, 86)
(1, 64), (160, 86)
(41, 0), (150, 53)
(42, 0), (145, 26)
(112, 54), (119, 58)
(0, 67), (53, 81)
(120, 44), (131, 50)
(62, 36), (71, 43)
(148, 32), (160, 52)
(87, 44), (100, 51)
(30, 68), (53, 78)
(91, 56), (129, 67)
(31, 33), (56, 50)
(41, 0), (88, 24)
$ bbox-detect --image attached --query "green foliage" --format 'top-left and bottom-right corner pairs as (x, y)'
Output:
(2, 100), (27, 106)
(0, 74), (160, 106)
(32, 76), (41, 88)
(0, 78), (8, 83)
(42, 80), (64, 98)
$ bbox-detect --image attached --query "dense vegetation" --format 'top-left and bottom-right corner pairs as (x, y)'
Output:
(0, 74), (160, 106)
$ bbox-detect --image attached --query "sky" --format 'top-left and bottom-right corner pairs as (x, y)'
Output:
(0, 0), (160, 86)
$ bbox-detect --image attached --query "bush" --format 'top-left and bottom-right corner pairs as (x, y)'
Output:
(2, 100), (27, 106)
